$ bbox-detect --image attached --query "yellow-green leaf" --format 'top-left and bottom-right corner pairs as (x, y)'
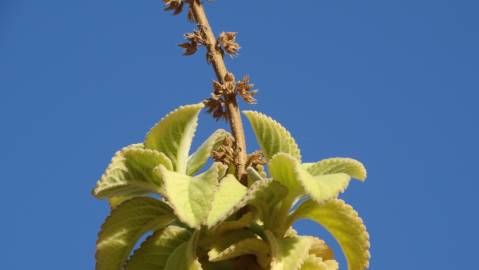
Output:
(243, 110), (301, 161)
(206, 174), (248, 227)
(241, 180), (288, 228)
(145, 103), (204, 174)
(289, 199), (370, 270)
(93, 144), (173, 199)
(187, 129), (230, 175)
(299, 255), (339, 270)
(207, 228), (257, 252)
(269, 153), (303, 196)
(266, 232), (314, 270)
(213, 212), (256, 235)
(247, 167), (264, 184)
(208, 238), (271, 268)
(270, 153), (351, 204)
(107, 195), (132, 209)
(309, 237), (334, 261)
(164, 231), (202, 270)
(304, 158), (367, 181)
(156, 163), (225, 229)
(126, 226), (191, 270)
(96, 197), (175, 270)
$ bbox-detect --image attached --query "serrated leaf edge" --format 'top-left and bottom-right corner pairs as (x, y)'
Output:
(305, 158), (367, 181)
(95, 197), (175, 270)
(93, 145), (172, 198)
(144, 103), (204, 174)
(290, 199), (371, 270)
(243, 110), (302, 161)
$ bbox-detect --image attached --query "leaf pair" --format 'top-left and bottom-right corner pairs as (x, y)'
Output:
(245, 110), (366, 206)
(269, 154), (366, 205)
(96, 197), (203, 270)
(244, 110), (370, 270)
(157, 163), (247, 228)
(93, 103), (230, 202)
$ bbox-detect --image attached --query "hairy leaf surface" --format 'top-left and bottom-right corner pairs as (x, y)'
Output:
(126, 226), (191, 270)
(206, 174), (247, 227)
(187, 129), (229, 175)
(239, 180), (288, 228)
(267, 232), (314, 270)
(243, 111), (301, 161)
(289, 199), (370, 270)
(270, 153), (351, 204)
(96, 197), (175, 270)
(213, 212), (255, 235)
(208, 238), (271, 268)
(304, 158), (367, 181)
(309, 237), (334, 261)
(108, 195), (134, 209)
(299, 256), (339, 270)
(145, 103), (203, 174)
(93, 144), (173, 199)
(164, 231), (202, 270)
(156, 163), (225, 228)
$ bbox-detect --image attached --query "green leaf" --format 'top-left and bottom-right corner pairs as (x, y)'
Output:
(289, 199), (370, 270)
(266, 232), (314, 270)
(309, 237), (334, 261)
(299, 256), (339, 270)
(207, 228), (257, 252)
(213, 212), (255, 235)
(96, 197), (175, 270)
(156, 163), (225, 229)
(187, 129), (230, 175)
(164, 231), (202, 270)
(208, 238), (271, 268)
(234, 180), (288, 229)
(247, 167), (265, 184)
(269, 153), (303, 196)
(93, 144), (173, 199)
(246, 180), (288, 217)
(270, 153), (351, 204)
(304, 158), (367, 181)
(243, 110), (301, 161)
(206, 174), (248, 228)
(203, 229), (259, 266)
(107, 196), (133, 209)
(126, 226), (191, 270)
(145, 103), (204, 174)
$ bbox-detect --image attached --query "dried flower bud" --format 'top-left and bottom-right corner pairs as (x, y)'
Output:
(225, 72), (235, 82)
(163, 0), (184, 15)
(212, 136), (237, 165)
(179, 30), (206, 56)
(218, 32), (240, 57)
(184, 31), (204, 44)
(246, 151), (266, 169)
(236, 75), (257, 104)
(204, 96), (228, 121)
(221, 72), (236, 94)
(178, 42), (198, 55)
(212, 81), (224, 96)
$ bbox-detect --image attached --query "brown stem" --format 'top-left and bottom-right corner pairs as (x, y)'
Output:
(188, 0), (248, 183)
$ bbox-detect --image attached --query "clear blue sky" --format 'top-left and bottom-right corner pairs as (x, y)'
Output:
(1, 0), (478, 269)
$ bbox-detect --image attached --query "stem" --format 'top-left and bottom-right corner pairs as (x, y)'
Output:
(188, 0), (248, 183)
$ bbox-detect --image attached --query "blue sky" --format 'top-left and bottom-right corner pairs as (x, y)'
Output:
(1, 0), (478, 269)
